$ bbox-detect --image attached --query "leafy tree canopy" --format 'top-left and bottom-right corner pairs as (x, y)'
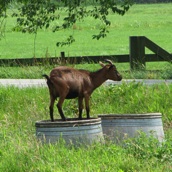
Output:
(1, 0), (133, 45)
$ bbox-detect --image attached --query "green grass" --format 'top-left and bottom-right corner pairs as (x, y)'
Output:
(0, 3), (172, 58)
(1, 4), (172, 170)
(0, 84), (172, 171)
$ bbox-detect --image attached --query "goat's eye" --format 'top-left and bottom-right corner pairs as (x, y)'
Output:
(114, 70), (119, 75)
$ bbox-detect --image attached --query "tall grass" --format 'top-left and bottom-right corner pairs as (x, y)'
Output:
(1, 61), (172, 79)
(0, 84), (172, 171)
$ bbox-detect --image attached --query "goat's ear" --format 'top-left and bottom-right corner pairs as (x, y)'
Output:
(99, 61), (105, 67)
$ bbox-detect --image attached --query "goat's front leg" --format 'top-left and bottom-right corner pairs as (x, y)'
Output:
(57, 97), (66, 121)
(85, 95), (90, 119)
(78, 97), (83, 120)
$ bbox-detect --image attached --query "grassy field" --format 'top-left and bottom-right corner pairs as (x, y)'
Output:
(0, 3), (172, 58)
(0, 84), (172, 171)
(1, 4), (172, 171)
(0, 3), (172, 79)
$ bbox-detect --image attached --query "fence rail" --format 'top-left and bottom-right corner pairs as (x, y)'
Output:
(0, 36), (172, 70)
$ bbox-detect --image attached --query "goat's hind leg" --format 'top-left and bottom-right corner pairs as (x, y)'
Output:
(57, 96), (66, 121)
(49, 96), (55, 122)
(52, 78), (68, 121)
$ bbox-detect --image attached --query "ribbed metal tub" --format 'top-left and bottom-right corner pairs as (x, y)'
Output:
(98, 113), (164, 143)
(35, 118), (104, 145)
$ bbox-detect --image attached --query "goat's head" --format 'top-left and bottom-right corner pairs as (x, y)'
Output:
(99, 59), (122, 81)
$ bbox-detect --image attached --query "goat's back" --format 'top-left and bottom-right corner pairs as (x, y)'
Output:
(49, 66), (92, 88)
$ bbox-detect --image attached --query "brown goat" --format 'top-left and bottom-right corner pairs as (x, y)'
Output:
(43, 60), (122, 121)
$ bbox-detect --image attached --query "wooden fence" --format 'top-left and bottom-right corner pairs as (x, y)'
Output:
(129, 36), (172, 69)
(0, 36), (172, 70)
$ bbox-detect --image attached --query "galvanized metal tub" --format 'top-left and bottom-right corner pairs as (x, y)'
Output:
(98, 113), (164, 143)
(35, 118), (104, 145)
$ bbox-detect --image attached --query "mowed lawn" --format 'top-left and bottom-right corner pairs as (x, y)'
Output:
(0, 3), (172, 59)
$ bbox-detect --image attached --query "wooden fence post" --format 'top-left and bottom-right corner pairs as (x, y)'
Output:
(129, 36), (145, 70)
(60, 51), (66, 64)
(61, 51), (65, 58)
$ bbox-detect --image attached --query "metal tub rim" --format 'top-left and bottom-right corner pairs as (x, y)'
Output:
(35, 117), (101, 128)
(98, 113), (162, 119)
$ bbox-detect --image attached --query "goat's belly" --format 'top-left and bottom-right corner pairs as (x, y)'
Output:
(66, 92), (79, 99)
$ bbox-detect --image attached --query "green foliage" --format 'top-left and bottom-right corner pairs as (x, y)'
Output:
(125, 131), (172, 163)
(13, 0), (58, 33)
(88, 0), (132, 40)
(11, 0), (133, 45)
(0, 0), (10, 17)
(56, 35), (75, 47)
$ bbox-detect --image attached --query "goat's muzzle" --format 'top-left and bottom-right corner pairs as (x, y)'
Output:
(118, 74), (122, 81)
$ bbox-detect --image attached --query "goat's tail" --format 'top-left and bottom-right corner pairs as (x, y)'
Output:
(42, 74), (53, 86)
(42, 74), (50, 80)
